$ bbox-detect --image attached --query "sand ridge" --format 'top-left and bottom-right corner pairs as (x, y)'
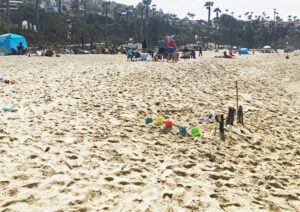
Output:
(0, 52), (299, 211)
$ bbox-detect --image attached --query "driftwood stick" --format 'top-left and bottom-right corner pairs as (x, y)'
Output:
(236, 81), (239, 123)
(226, 107), (236, 126)
(219, 114), (225, 134)
(238, 105), (244, 124)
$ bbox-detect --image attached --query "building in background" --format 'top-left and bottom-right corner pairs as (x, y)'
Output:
(40, 0), (58, 13)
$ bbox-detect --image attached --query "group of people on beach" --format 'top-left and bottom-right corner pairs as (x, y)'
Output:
(154, 37), (179, 62)
(10, 42), (26, 55)
(127, 37), (181, 62)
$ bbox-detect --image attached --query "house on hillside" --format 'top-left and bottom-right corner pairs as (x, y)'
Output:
(40, 0), (58, 13)
(263, 20), (300, 30)
(0, 0), (24, 12)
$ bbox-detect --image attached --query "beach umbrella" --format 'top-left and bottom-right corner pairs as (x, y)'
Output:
(240, 48), (248, 55)
(0, 33), (28, 54)
(263, 45), (271, 49)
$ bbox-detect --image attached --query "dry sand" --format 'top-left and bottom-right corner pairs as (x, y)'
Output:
(0, 52), (299, 211)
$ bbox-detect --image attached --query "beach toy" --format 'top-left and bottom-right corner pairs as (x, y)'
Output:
(165, 121), (172, 127)
(213, 113), (218, 122)
(218, 114), (222, 123)
(179, 126), (187, 132)
(145, 118), (153, 124)
(3, 104), (15, 112)
(198, 117), (210, 122)
(0, 78), (4, 81)
(5, 80), (9, 84)
(11, 81), (15, 84)
(191, 128), (201, 137)
(154, 117), (163, 125)
(211, 116), (216, 122)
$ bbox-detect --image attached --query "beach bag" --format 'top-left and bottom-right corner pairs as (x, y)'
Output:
(141, 53), (148, 61)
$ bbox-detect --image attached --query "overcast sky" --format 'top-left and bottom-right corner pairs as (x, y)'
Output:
(113, 0), (299, 21)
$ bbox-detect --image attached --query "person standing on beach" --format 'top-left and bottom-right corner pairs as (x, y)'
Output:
(158, 39), (165, 61)
(167, 37), (176, 62)
(199, 45), (203, 56)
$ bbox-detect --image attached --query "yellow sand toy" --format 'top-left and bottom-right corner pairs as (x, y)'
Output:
(155, 117), (163, 125)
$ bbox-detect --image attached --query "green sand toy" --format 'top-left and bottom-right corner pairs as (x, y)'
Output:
(191, 128), (201, 137)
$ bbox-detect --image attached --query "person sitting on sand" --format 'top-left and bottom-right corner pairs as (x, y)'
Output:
(45, 49), (54, 57)
(153, 48), (159, 62)
(224, 51), (231, 58)
(134, 49), (141, 60)
(127, 48), (133, 61)
(11, 48), (17, 55)
(17, 42), (25, 55)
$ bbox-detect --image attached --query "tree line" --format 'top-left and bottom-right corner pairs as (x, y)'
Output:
(0, 0), (299, 49)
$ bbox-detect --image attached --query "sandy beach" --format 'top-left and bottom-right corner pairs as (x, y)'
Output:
(0, 52), (299, 211)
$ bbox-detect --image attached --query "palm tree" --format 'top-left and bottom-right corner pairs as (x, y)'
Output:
(275, 14), (281, 22)
(273, 8), (276, 21)
(83, 0), (88, 16)
(143, 0), (151, 47)
(101, 0), (111, 42)
(213, 7), (221, 18)
(204, 1), (214, 31)
(238, 15), (241, 20)
(151, 4), (156, 17)
(231, 11), (234, 17)
(262, 12), (266, 21)
(113, 4), (120, 19)
(71, 0), (80, 16)
(258, 15), (262, 21)
(288, 15), (292, 21)
(187, 12), (195, 20)
(6, 0), (10, 32)
(132, 6), (140, 40)
(293, 16), (297, 21)
(58, 0), (62, 14)
(244, 12), (249, 21)
(35, 0), (39, 31)
(125, 6), (133, 23)
(136, 2), (144, 41)
(225, 9), (228, 14)
(1, 0), (4, 31)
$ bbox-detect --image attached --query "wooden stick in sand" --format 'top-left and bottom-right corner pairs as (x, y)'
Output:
(236, 81), (239, 124)
(238, 105), (244, 124)
(219, 114), (224, 134)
